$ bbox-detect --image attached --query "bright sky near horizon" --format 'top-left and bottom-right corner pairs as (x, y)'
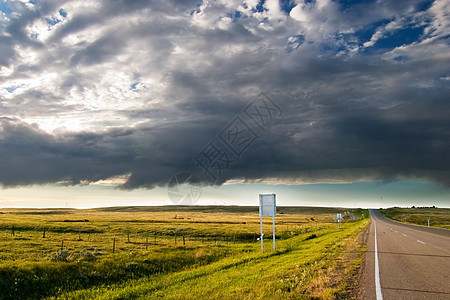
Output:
(0, 0), (449, 208)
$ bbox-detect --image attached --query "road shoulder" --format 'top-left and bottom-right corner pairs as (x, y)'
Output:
(353, 220), (371, 299)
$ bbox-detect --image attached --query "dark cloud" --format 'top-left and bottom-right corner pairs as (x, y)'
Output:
(0, 0), (449, 189)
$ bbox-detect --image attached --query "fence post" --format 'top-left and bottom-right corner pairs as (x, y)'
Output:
(42, 228), (46, 238)
(146, 232), (149, 250)
(113, 237), (116, 253)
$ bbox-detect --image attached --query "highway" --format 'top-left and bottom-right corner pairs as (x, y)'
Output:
(359, 209), (450, 300)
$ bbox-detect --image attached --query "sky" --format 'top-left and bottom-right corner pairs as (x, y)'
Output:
(0, 0), (449, 209)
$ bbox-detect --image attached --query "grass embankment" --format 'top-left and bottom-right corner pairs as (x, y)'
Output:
(379, 207), (450, 229)
(0, 206), (369, 299)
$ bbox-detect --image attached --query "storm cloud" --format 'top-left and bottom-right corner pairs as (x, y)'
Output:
(0, 0), (449, 189)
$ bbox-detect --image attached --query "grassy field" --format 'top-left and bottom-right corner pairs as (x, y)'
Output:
(0, 206), (369, 299)
(379, 207), (450, 229)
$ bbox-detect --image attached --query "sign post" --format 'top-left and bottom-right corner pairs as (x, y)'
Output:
(333, 213), (343, 229)
(259, 193), (276, 252)
(427, 217), (430, 227)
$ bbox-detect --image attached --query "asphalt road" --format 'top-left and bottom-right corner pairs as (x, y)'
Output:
(359, 209), (450, 300)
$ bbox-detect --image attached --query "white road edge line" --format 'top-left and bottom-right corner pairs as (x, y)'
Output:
(374, 221), (383, 300)
(417, 240), (426, 245)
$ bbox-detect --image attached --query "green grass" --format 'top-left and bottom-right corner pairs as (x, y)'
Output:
(0, 206), (370, 299)
(51, 220), (369, 300)
(379, 207), (450, 229)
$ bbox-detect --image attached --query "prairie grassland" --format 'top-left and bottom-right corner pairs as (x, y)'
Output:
(0, 206), (369, 299)
(379, 207), (450, 229)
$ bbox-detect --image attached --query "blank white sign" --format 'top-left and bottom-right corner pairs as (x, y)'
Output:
(259, 194), (276, 217)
